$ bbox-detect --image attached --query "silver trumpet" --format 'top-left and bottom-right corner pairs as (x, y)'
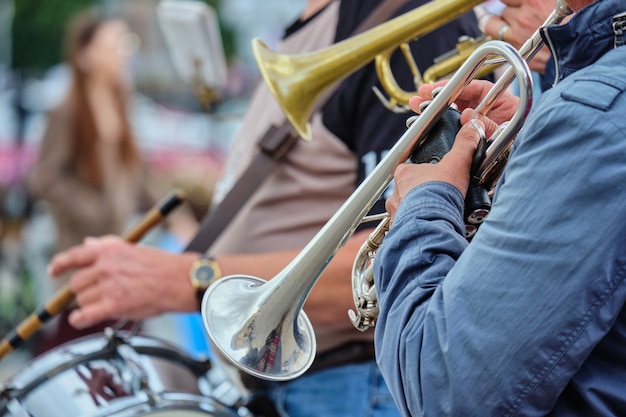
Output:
(348, 0), (573, 331)
(202, 40), (536, 382)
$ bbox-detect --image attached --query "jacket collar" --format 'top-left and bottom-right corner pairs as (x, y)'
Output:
(541, 0), (626, 84)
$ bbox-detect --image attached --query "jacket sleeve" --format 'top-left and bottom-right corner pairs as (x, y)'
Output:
(373, 87), (626, 416)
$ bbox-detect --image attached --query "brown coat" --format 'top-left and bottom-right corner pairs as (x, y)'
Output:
(27, 96), (158, 256)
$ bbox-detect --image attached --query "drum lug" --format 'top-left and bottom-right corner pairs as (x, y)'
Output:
(4, 397), (31, 417)
(115, 343), (152, 391)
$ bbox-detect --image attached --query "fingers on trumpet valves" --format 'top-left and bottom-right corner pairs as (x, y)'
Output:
(412, 85), (447, 117)
(417, 101), (430, 115)
(406, 114), (419, 127)
(431, 86), (445, 96)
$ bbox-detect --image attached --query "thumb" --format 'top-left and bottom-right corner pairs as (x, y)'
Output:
(444, 119), (485, 170)
(439, 119), (485, 196)
(460, 109), (499, 139)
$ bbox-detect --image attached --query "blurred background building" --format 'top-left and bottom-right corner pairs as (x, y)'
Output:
(0, 0), (304, 381)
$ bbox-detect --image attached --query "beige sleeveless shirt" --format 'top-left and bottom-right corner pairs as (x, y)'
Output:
(209, 2), (374, 352)
(210, 1), (356, 256)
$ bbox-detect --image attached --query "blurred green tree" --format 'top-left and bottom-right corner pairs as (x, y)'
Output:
(203, 0), (236, 60)
(11, 0), (96, 74)
(11, 0), (236, 74)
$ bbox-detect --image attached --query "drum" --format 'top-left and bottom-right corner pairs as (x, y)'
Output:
(0, 330), (244, 416)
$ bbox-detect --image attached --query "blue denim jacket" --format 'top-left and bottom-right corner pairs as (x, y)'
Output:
(374, 1), (626, 416)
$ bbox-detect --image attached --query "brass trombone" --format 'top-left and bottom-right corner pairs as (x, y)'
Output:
(201, 0), (572, 382)
(373, 34), (497, 113)
(253, 0), (485, 140)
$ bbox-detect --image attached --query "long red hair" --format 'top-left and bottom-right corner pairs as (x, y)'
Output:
(64, 10), (140, 189)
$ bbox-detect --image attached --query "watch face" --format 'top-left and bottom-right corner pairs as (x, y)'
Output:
(193, 260), (219, 288)
(196, 265), (215, 286)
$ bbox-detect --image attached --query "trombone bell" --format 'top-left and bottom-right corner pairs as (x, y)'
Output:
(253, 39), (315, 141)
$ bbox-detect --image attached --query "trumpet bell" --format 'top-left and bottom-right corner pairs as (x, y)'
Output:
(201, 275), (316, 381)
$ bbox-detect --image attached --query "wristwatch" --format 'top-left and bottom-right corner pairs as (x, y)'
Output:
(189, 254), (222, 308)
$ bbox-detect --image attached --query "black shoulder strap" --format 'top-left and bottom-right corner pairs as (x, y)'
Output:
(354, 0), (408, 35)
(185, 123), (298, 252)
(185, 0), (408, 253)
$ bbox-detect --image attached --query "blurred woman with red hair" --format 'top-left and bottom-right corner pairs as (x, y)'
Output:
(28, 9), (153, 353)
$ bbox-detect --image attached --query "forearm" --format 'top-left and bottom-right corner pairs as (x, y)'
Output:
(213, 229), (372, 332)
(52, 224), (366, 330)
(374, 182), (468, 417)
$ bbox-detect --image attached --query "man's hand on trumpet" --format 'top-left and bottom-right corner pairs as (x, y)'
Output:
(386, 80), (519, 221)
(385, 119), (485, 220)
(412, 80), (519, 130)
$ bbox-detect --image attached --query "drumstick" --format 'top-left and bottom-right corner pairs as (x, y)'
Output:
(0, 190), (186, 361)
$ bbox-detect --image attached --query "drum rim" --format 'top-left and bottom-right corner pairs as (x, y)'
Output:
(82, 392), (240, 417)
(2, 391), (240, 417)
(0, 331), (212, 402)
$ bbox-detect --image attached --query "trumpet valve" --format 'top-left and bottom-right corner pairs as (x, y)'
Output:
(348, 297), (378, 332)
